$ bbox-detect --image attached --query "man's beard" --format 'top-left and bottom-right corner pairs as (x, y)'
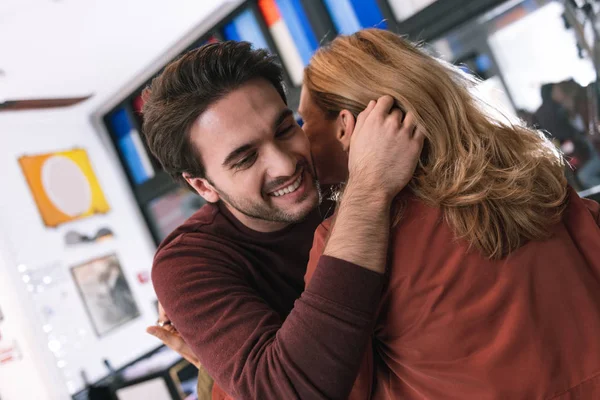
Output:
(213, 164), (322, 224)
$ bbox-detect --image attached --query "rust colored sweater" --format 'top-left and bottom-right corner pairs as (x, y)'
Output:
(152, 202), (383, 400)
(306, 189), (600, 399)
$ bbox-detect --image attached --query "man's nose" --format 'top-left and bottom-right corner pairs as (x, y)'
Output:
(266, 146), (297, 179)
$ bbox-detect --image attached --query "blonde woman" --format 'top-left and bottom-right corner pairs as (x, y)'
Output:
(303, 29), (600, 399)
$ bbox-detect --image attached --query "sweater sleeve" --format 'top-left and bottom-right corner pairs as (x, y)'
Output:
(152, 235), (383, 400)
(305, 220), (376, 400)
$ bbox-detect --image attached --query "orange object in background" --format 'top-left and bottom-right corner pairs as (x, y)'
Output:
(19, 149), (110, 227)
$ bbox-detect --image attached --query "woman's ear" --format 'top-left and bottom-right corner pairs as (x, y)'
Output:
(183, 173), (220, 203)
(336, 110), (356, 152)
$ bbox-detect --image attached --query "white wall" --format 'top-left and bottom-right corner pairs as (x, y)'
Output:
(0, 0), (228, 398)
(0, 0), (226, 101)
(0, 229), (68, 400)
(0, 107), (162, 398)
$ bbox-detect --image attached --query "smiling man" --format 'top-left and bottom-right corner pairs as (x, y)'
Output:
(183, 81), (319, 231)
(142, 41), (423, 400)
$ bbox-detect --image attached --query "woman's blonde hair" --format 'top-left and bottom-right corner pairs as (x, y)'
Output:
(304, 29), (568, 259)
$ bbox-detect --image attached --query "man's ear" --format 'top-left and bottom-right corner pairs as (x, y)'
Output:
(183, 173), (220, 203)
(336, 110), (356, 152)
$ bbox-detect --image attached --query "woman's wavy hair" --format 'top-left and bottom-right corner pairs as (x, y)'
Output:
(304, 29), (568, 259)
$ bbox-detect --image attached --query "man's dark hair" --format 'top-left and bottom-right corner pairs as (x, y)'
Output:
(142, 41), (287, 188)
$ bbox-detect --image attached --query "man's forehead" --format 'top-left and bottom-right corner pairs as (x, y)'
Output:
(189, 81), (286, 155)
(199, 82), (280, 128)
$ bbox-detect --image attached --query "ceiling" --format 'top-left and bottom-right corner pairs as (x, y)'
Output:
(0, 0), (226, 103)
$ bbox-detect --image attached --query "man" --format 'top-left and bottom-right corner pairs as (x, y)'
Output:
(143, 41), (424, 399)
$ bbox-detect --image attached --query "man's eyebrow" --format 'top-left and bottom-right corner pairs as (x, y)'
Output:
(222, 142), (257, 167)
(221, 109), (294, 167)
(274, 108), (294, 130)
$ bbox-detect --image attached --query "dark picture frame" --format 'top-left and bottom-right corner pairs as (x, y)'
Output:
(71, 254), (140, 337)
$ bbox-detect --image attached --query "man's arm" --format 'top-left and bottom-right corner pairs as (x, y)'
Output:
(154, 243), (383, 400)
(305, 222), (375, 400)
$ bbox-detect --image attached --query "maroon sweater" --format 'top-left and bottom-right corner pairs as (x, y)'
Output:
(152, 202), (384, 399)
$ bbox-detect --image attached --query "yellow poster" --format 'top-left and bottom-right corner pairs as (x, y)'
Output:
(19, 149), (110, 227)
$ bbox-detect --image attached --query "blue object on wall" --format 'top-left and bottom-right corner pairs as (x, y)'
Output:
(222, 21), (242, 42)
(276, 0), (318, 64)
(475, 54), (493, 73)
(322, 0), (362, 35)
(289, 0), (319, 49)
(348, 0), (387, 29)
(222, 9), (271, 51)
(109, 109), (151, 185)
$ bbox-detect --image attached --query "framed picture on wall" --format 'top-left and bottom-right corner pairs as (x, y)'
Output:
(71, 254), (140, 337)
(18, 149), (110, 227)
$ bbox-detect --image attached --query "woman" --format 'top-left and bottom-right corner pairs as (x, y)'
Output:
(302, 29), (600, 399)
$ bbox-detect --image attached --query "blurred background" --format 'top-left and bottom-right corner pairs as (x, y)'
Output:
(1, 0), (599, 399)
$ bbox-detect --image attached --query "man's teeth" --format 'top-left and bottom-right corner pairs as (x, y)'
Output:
(270, 174), (303, 197)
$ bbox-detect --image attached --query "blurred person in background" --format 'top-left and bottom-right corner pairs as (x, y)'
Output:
(534, 83), (584, 188)
(552, 79), (600, 188)
(536, 80), (600, 189)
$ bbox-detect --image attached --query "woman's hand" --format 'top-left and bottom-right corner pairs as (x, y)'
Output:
(146, 302), (201, 369)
